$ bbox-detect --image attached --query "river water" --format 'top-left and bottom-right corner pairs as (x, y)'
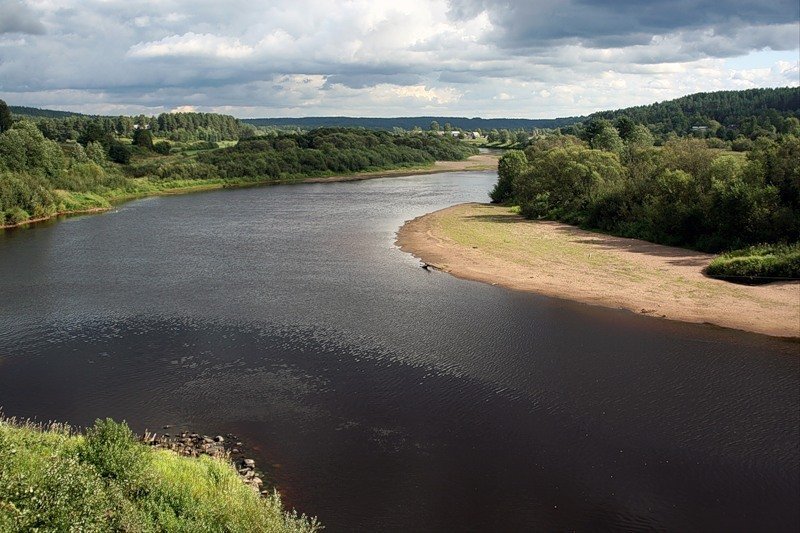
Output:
(0, 171), (798, 531)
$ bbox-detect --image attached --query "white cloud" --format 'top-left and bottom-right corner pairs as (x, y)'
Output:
(0, 0), (796, 117)
(128, 33), (255, 59)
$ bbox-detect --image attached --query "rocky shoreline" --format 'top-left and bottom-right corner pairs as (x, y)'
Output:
(141, 429), (267, 496)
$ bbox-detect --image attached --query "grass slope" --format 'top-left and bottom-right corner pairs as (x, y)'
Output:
(0, 417), (319, 532)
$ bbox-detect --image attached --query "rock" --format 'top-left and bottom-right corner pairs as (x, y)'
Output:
(251, 477), (263, 486)
(243, 458), (256, 467)
(214, 435), (224, 443)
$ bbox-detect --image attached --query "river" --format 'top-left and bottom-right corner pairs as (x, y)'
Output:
(1, 171), (798, 531)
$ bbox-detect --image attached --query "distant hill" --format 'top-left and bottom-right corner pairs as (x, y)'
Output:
(588, 87), (800, 133)
(10, 106), (87, 119)
(242, 116), (585, 131)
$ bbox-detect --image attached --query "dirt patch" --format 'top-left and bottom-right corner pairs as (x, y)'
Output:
(396, 203), (800, 338)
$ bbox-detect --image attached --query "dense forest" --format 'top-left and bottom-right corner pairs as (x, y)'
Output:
(582, 87), (800, 140)
(198, 129), (476, 181)
(0, 98), (477, 227)
(492, 113), (800, 278)
(11, 107), (255, 144)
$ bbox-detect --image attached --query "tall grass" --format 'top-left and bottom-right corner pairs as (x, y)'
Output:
(0, 417), (320, 532)
(706, 243), (800, 281)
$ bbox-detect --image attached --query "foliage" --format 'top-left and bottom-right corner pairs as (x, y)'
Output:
(495, 129), (800, 264)
(132, 128), (154, 150)
(490, 150), (527, 203)
(516, 145), (624, 224)
(244, 115), (584, 131)
(706, 243), (800, 280)
(587, 87), (799, 140)
(199, 128), (478, 181)
(0, 417), (320, 532)
(0, 99), (12, 134)
(108, 143), (131, 164)
(153, 141), (172, 154)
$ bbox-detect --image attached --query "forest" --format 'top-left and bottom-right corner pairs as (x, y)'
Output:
(581, 87), (799, 140)
(492, 111), (800, 279)
(0, 99), (477, 227)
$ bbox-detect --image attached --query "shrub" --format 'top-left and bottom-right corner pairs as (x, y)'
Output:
(108, 143), (131, 164)
(6, 206), (30, 224)
(153, 141), (172, 154)
(706, 243), (800, 280)
(78, 418), (148, 486)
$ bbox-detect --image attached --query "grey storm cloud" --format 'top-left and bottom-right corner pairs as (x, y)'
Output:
(447, 0), (800, 50)
(0, 0), (45, 34)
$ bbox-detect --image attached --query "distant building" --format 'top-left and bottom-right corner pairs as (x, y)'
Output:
(470, 132), (481, 139)
(691, 126), (709, 133)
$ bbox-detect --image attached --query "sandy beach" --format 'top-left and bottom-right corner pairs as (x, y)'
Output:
(397, 202), (800, 338)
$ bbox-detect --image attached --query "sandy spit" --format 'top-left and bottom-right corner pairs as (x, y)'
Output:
(396, 203), (800, 339)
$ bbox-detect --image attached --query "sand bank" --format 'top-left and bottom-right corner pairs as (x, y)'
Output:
(396, 203), (799, 338)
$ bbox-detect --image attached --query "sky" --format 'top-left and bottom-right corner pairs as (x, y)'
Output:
(0, 0), (798, 119)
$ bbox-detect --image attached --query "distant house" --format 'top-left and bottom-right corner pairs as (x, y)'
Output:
(691, 126), (709, 133)
(450, 131), (460, 137)
(470, 132), (481, 139)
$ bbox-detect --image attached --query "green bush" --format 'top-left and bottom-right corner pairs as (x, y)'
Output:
(706, 243), (800, 280)
(108, 143), (131, 164)
(6, 206), (30, 224)
(153, 141), (172, 154)
(78, 418), (148, 485)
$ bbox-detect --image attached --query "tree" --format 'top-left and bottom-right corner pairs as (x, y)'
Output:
(591, 125), (624, 154)
(0, 99), (12, 134)
(132, 128), (154, 150)
(614, 116), (636, 140)
(430, 121), (440, 132)
(490, 150), (528, 203)
(86, 141), (106, 164)
(108, 143), (130, 164)
(625, 124), (654, 148)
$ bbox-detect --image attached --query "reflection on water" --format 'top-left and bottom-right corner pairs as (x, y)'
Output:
(1, 172), (798, 531)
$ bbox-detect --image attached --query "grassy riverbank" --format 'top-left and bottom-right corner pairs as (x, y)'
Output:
(1, 153), (497, 229)
(397, 203), (800, 338)
(0, 417), (319, 532)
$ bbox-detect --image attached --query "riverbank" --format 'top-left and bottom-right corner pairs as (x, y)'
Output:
(397, 203), (800, 338)
(0, 417), (319, 531)
(1, 154), (498, 230)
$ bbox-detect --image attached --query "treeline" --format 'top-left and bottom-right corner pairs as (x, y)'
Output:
(18, 111), (254, 144)
(9, 106), (85, 119)
(198, 128), (478, 181)
(243, 115), (584, 132)
(492, 127), (799, 258)
(583, 87), (800, 140)
(0, 98), (479, 225)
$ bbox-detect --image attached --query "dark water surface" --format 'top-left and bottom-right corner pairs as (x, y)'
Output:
(1, 172), (798, 531)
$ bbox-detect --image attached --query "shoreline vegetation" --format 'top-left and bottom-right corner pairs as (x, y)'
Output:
(0, 153), (498, 230)
(0, 416), (319, 532)
(397, 203), (800, 338)
(0, 116), (490, 230)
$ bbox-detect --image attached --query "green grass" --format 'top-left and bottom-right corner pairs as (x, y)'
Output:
(0, 417), (320, 532)
(706, 243), (800, 281)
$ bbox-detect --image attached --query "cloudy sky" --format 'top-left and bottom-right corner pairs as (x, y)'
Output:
(0, 0), (798, 118)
